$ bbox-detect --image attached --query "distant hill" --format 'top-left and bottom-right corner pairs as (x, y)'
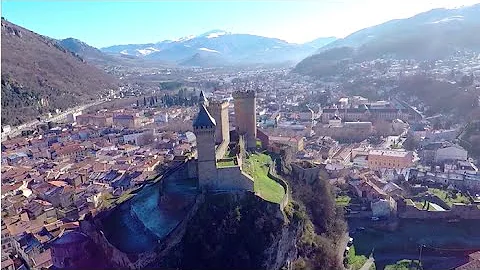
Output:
(179, 50), (229, 67)
(1, 19), (117, 126)
(101, 30), (336, 66)
(304, 36), (337, 49)
(294, 47), (355, 77)
(294, 4), (480, 75)
(58, 38), (116, 65)
(58, 37), (149, 67)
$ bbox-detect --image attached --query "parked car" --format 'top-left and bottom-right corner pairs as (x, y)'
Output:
(347, 237), (354, 246)
(356, 227), (365, 232)
(343, 246), (350, 257)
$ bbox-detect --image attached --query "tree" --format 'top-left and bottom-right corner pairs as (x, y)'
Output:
(403, 135), (418, 151)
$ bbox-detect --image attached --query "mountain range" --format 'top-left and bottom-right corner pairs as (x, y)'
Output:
(1, 19), (117, 126)
(295, 4), (480, 76)
(99, 30), (337, 67)
(3, 4), (480, 126)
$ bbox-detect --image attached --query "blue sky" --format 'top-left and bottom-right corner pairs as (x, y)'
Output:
(2, 1), (479, 48)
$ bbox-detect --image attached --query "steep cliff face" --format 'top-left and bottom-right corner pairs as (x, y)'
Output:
(147, 192), (303, 270)
(81, 189), (307, 269)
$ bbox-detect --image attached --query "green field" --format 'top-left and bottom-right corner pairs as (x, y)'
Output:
(244, 153), (285, 204)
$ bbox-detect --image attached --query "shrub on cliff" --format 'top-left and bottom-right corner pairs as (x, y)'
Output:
(283, 168), (347, 269)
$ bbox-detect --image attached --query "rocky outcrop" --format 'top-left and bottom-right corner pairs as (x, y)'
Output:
(150, 191), (303, 270)
(82, 189), (305, 269)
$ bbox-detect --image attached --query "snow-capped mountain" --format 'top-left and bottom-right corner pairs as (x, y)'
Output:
(100, 30), (336, 66)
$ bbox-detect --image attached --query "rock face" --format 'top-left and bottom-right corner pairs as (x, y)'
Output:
(81, 191), (303, 270)
(153, 192), (302, 270)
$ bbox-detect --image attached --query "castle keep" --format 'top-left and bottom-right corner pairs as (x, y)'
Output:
(233, 90), (257, 149)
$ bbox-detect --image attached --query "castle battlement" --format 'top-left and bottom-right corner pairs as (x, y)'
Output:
(193, 91), (253, 192)
(208, 100), (229, 109)
(232, 90), (256, 99)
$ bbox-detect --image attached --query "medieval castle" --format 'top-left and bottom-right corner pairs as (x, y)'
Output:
(193, 90), (257, 191)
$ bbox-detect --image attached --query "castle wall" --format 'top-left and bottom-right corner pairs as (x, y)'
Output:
(399, 204), (480, 219)
(186, 159), (198, 179)
(198, 161), (218, 189)
(216, 166), (254, 191)
(267, 162), (290, 210)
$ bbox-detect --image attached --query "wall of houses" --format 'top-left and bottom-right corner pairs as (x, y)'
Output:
(422, 172), (480, 192)
(400, 204), (480, 219)
(314, 124), (373, 142)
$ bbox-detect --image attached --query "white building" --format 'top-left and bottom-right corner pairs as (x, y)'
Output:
(2, 125), (12, 134)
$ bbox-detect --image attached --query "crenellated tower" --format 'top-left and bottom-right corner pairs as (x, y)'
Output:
(207, 100), (230, 145)
(233, 90), (257, 149)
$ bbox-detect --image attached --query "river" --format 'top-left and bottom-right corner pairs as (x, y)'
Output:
(347, 218), (480, 269)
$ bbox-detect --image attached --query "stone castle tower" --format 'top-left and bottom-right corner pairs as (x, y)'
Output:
(193, 101), (217, 189)
(208, 100), (230, 145)
(233, 90), (257, 149)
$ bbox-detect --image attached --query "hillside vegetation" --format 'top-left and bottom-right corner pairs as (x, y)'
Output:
(294, 4), (480, 75)
(1, 19), (117, 126)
